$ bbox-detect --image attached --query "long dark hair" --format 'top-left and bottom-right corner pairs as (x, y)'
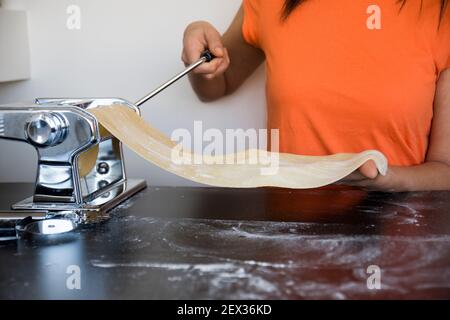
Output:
(282, 0), (449, 23)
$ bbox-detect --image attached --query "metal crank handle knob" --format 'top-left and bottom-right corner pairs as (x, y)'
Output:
(26, 112), (69, 147)
(200, 49), (216, 63)
(135, 50), (216, 107)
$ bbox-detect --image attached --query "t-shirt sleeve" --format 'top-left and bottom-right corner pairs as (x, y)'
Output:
(444, 28), (450, 70)
(242, 0), (261, 48)
(437, 15), (450, 72)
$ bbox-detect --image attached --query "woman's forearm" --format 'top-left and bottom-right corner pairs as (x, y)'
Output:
(188, 73), (227, 102)
(355, 161), (450, 192)
(392, 162), (450, 191)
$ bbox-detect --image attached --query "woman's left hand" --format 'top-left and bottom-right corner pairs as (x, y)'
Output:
(337, 161), (394, 191)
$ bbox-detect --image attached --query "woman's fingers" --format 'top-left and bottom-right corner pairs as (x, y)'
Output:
(192, 29), (226, 76)
(182, 33), (206, 65)
(204, 27), (225, 58)
(337, 160), (379, 185)
(359, 160), (378, 179)
(213, 48), (231, 76)
(202, 48), (231, 79)
(182, 21), (229, 79)
(195, 59), (223, 74)
(341, 171), (366, 182)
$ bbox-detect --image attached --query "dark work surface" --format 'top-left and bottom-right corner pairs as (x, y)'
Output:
(0, 183), (449, 300)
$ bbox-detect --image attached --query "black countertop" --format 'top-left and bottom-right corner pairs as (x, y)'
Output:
(0, 183), (449, 299)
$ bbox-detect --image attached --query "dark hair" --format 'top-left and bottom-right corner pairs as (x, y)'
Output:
(282, 0), (449, 23)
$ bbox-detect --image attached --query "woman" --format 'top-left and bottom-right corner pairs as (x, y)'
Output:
(181, 0), (450, 192)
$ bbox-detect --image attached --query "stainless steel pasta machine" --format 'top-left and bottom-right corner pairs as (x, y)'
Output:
(0, 51), (215, 238)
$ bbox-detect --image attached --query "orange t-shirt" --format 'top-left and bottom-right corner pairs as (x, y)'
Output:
(242, 0), (450, 166)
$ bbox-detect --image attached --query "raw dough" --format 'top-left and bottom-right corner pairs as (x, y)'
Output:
(77, 126), (110, 177)
(89, 104), (388, 189)
(77, 145), (99, 177)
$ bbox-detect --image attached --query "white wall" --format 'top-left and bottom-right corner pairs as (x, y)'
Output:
(0, 9), (30, 81)
(0, 0), (266, 186)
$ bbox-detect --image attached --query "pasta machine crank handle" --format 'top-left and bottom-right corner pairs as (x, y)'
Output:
(135, 50), (216, 107)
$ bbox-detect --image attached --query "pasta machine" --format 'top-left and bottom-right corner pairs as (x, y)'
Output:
(0, 98), (147, 238)
(0, 51), (215, 238)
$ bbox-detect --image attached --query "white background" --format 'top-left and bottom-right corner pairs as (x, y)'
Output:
(0, 0), (266, 186)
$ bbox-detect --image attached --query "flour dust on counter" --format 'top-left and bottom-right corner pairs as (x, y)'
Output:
(87, 210), (450, 299)
(2, 185), (450, 299)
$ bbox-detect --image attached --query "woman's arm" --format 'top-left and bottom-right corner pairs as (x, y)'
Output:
(182, 6), (265, 102)
(342, 69), (450, 192)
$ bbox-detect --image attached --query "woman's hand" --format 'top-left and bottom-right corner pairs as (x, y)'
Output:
(182, 7), (265, 102)
(339, 161), (450, 192)
(182, 21), (230, 80)
(337, 161), (395, 191)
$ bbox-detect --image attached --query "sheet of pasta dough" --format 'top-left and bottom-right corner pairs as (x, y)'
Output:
(89, 104), (388, 189)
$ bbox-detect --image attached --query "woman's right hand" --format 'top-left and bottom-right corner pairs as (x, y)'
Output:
(182, 7), (264, 101)
(182, 21), (230, 80)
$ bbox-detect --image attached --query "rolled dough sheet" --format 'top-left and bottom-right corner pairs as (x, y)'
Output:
(89, 104), (388, 189)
